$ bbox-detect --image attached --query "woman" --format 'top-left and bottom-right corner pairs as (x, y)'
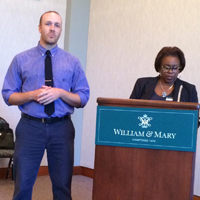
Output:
(130, 46), (198, 102)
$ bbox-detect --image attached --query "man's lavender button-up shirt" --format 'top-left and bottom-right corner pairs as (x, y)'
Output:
(2, 43), (90, 118)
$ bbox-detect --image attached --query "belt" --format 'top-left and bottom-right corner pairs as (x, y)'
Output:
(22, 113), (70, 123)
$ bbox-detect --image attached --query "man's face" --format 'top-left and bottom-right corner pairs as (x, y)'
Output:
(39, 12), (62, 49)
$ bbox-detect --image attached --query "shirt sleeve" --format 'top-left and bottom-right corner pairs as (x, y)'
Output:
(191, 85), (198, 103)
(71, 59), (90, 107)
(130, 78), (143, 99)
(1, 56), (22, 105)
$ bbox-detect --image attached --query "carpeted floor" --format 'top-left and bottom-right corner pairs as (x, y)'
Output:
(0, 175), (93, 200)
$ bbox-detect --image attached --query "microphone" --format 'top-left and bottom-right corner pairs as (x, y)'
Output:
(177, 85), (183, 102)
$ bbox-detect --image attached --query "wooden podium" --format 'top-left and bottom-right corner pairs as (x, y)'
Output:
(93, 98), (199, 200)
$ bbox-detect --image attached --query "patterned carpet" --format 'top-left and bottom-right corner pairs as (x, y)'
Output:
(0, 175), (93, 200)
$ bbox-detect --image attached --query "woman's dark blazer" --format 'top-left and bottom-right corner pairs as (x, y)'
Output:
(130, 76), (198, 103)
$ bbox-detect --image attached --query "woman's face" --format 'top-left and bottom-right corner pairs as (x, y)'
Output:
(159, 56), (180, 84)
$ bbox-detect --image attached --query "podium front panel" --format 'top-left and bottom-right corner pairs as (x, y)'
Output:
(96, 106), (198, 152)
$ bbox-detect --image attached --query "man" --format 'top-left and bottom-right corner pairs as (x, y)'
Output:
(2, 11), (90, 200)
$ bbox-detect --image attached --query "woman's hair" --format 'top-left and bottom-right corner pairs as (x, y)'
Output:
(154, 46), (185, 73)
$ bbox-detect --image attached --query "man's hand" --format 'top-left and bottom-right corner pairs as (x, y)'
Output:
(37, 85), (61, 105)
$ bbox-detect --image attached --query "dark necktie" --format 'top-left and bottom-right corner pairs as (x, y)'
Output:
(44, 50), (55, 116)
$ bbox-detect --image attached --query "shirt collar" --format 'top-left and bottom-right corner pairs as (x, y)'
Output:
(37, 42), (58, 57)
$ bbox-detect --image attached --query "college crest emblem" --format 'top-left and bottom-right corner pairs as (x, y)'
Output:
(138, 114), (153, 128)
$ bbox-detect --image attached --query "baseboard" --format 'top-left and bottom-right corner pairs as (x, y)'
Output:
(38, 166), (94, 178)
(37, 166), (49, 176)
(0, 165), (94, 179)
(80, 166), (94, 178)
(0, 168), (9, 179)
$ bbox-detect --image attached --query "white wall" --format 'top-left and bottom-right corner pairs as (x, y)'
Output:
(81, 0), (200, 196)
(0, 0), (66, 167)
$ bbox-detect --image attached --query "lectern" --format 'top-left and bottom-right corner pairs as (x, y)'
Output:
(93, 98), (199, 200)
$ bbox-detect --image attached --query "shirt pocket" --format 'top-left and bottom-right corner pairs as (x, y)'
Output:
(53, 68), (74, 91)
